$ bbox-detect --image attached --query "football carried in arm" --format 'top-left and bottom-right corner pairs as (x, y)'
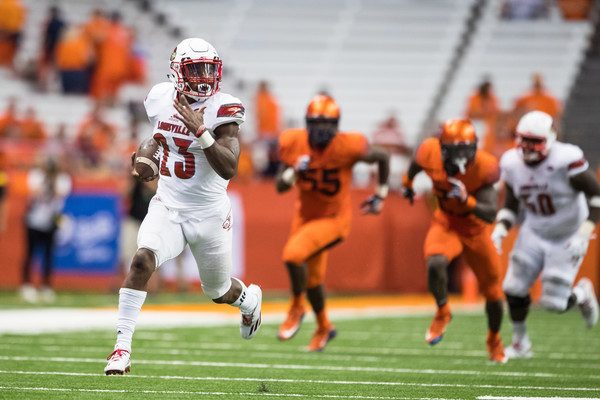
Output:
(134, 137), (160, 180)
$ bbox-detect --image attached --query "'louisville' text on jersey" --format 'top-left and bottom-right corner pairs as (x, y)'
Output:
(157, 120), (191, 136)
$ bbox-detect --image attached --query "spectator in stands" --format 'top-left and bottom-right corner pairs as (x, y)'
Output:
(371, 112), (412, 192)
(120, 175), (157, 291)
(83, 9), (110, 52)
(253, 80), (281, 177)
(127, 29), (147, 85)
(501, 0), (550, 20)
(55, 26), (94, 94)
(19, 107), (47, 142)
(557, 0), (592, 20)
(38, 5), (66, 90)
(0, 97), (20, 138)
(465, 78), (501, 153)
(20, 158), (72, 304)
(41, 6), (65, 69)
(76, 104), (116, 167)
(0, 149), (7, 233)
(513, 72), (561, 121)
(0, 0), (26, 70)
(90, 11), (132, 104)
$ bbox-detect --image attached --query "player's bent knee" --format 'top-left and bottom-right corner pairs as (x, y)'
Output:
(427, 255), (449, 276)
(482, 284), (503, 302)
(130, 249), (156, 277)
(539, 276), (571, 313)
(282, 249), (306, 266)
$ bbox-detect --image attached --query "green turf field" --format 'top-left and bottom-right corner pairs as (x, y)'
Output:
(0, 307), (598, 399)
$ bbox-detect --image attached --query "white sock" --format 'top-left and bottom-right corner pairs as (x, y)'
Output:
(231, 278), (258, 315)
(572, 285), (586, 305)
(512, 321), (527, 342)
(115, 288), (147, 352)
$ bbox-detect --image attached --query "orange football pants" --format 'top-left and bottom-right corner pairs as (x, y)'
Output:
(282, 214), (350, 288)
(424, 220), (503, 301)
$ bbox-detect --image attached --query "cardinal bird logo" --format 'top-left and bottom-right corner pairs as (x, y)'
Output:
(217, 103), (245, 118)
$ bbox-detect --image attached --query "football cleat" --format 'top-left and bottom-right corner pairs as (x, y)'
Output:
(240, 284), (262, 339)
(104, 348), (131, 375)
(505, 336), (533, 359)
(426, 304), (452, 345)
(486, 331), (508, 364)
(576, 278), (599, 328)
(278, 304), (306, 341)
(307, 325), (337, 352)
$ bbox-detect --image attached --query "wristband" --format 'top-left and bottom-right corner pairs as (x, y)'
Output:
(465, 195), (477, 210)
(376, 184), (389, 199)
(196, 128), (215, 149)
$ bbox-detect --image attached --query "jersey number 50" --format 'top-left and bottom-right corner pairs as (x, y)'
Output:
(154, 133), (195, 179)
(520, 193), (556, 215)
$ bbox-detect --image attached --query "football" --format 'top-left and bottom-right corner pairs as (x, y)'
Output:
(134, 137), (160, 180)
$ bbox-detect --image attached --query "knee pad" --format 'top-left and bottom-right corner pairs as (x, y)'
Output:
(506, 294), (531, 309)
(539, 275), (571, 313)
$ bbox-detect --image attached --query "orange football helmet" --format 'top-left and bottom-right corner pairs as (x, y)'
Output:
(439, 119), (477, 175)
(305, 94), (340, 149)
(306, 94), (340, 120)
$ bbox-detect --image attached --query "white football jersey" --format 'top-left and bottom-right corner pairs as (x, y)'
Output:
(500, 141), (589, 239)
(144, 82), (245, 215)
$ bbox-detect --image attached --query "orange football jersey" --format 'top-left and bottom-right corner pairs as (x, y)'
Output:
(278, 129), (368, 221)
(415, 137), (500, 235)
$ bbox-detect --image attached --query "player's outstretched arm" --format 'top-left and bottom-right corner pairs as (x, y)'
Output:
(401, 160), (423, 204)
(358, 145), (390, 214)
(570, 169), (600, 224)
(496, 183), (519, 230)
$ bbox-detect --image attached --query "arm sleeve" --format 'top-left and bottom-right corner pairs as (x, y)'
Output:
(481, 154), (500, 186)
(414, 138), (435, 168)
(347, 133), (369, 164)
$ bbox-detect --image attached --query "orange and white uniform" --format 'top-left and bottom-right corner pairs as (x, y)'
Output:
(416, 137), (503, 301)
(278, 129), (367, 286)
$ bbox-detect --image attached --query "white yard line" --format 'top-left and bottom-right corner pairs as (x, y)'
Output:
(0, 385), (450, 400)
(1, 355), (599, 380)
(0, 370), (599, 393)
(1, 335), (599, 364)
(1, 342), (599, 372)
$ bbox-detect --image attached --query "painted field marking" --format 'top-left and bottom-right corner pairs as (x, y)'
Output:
(1, 336), (599, 364)
(1, 355), (599, 381)
(0, 370), (599, 393)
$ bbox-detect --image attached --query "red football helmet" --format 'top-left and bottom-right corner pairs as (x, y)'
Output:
(439, 119), (477, 175)
(515, 111), (556, 165)
(168, 38), (222, 99)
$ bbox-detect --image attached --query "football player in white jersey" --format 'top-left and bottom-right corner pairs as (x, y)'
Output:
(105, 38), (262, 375)
(492, 111), (600, 359)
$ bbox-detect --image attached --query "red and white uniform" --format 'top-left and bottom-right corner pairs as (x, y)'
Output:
(137, 82), (245, 299)
(500, 141), (590, 308)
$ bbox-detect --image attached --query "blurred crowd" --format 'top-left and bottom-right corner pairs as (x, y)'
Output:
(0, 0), (146, 104)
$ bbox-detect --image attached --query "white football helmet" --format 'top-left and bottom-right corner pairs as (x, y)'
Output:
(168, 38), (222, 99)
(515, 111), (556, 164)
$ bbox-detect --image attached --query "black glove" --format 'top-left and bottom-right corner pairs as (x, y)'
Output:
(360, 194), (385, 215)
(402, 186), (415, 205)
